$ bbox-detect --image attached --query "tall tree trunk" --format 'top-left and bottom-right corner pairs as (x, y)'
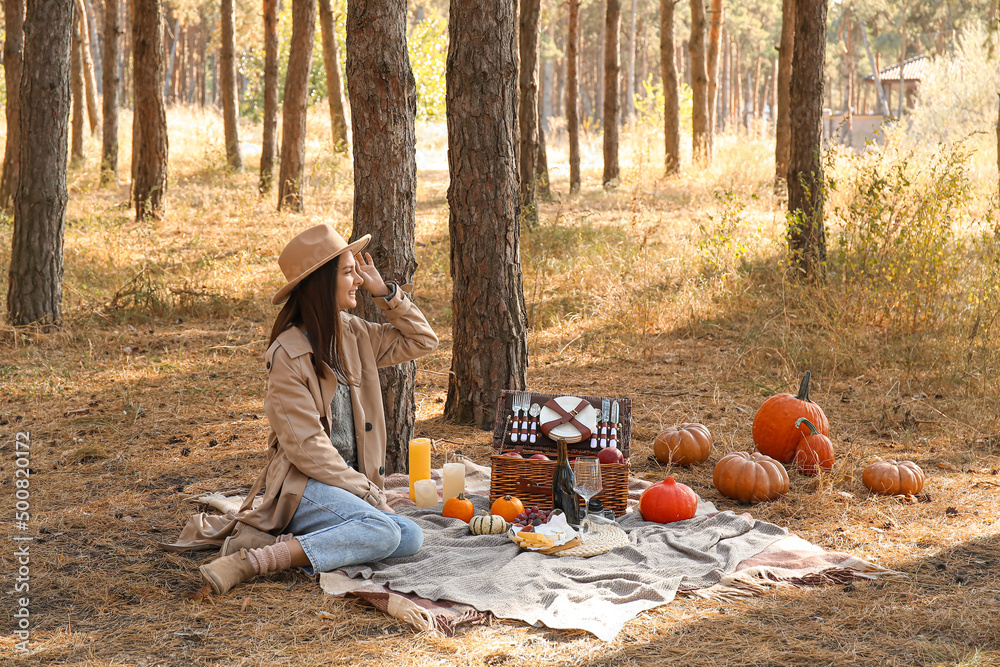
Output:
(787, 0), (827, 281)
(771, 57), (778, 135)
(133, 0), (168, 220)
(72, 11), (85, 164)
(0, 0), (25, 209)
(602, 0), (621, 188)
(319, 0), (349, 152)
(688, 0), (710, 163)
(661, 0), (680, 175)
(221, 0), (243, 170)
(259, 0), (280, 193)
(7, 0), (73, 327)
(720, 32), (729, 132)
(536, 95), (551, 201)
(75, 0), (100, 135)
(752, 51), (762, 134)
(625, 0), (637, 122)
(518, 0), (540, 226)
(101, 0), (121, 186)
(775, 0), (794, 182)
(346, 0), (418, 475)
(707, 0), (722, 141)
(567, 0), (581, 194)
(444, 0), (528, 429)
(277, 0), (316, 212)
(596, 14), (605, 125)
(859, 19), (887, 115)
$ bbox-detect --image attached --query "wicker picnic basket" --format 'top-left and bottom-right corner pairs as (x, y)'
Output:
(489, 390), (632, 516)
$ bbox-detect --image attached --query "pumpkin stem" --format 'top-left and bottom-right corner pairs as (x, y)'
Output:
(796, 370), (813, 402)
(795, 417), (819, 436)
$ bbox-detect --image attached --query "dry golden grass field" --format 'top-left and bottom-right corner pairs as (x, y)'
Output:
(1, 108), (999, 666)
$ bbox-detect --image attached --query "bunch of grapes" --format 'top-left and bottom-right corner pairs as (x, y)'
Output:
(513, 506), (552, 532)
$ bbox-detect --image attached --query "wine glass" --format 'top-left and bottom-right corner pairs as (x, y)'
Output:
(572, 457), (602, 538)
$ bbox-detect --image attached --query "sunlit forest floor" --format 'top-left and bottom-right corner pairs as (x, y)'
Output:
(1, 107), (999, 665)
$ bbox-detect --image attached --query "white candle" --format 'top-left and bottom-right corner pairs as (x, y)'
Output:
(414, 479), (438, 508)
(442, 462), (466, 502)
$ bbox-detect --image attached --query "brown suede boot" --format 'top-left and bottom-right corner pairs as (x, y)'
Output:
(199, 548), (258, 596)
(220, 523), (276, 558)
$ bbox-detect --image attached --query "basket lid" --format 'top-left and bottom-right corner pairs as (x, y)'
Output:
(539, 396), (596, 444)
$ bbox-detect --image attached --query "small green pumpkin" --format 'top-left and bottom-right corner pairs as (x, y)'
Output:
(469, 513), (508, 535)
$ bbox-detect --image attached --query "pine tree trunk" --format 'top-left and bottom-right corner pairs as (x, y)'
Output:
(775, 0), (794, 183)
(567, 0), (581, 194)
(661, 0), (680, 175)
(319, 0), (349, 153)
(277, 0), (316, 212)
(72, 12), (85, 164)
(221, 0), (243, 170)
(346, 0), (418, 475)
(101, 0), (121, 186)
(132, 0), (169, 221)
(706, 0), (722, 140)
(76, 0), (100, 135)
(688, 0), (710, 163)
(787, 0), (827, 281)
(0, 0), (25, 209)
(518, 0), (540, 227)
(536, 97), (551, 201)
(444, 0), (528, 430)
(7, 0), (73, 327)
(625, 0), (637, 122)
(602, 0), (620, 188)
(259, 0), (279, 193)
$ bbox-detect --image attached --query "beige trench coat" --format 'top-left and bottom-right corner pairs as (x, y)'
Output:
(161, 286), (438, 552)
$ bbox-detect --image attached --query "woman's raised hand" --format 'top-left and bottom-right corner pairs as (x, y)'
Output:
(355, 252), (389, 297)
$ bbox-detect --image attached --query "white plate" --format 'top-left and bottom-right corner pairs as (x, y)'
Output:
(539, 396), (597, 444)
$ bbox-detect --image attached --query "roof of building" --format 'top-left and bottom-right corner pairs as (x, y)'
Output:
(863, 54), (930, 83)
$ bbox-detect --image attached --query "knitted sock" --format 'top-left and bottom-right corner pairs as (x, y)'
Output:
(247, 542), (292, 576)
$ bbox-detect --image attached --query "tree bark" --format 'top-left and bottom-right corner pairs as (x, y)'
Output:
(319, 0), (349, 153)
(536, 95), (551, 201)
(775, 0), (794, 182)
(661, 0), (680, 175)
(346, 0), (418, 475)
(518, 0), (540, 226)
(444, 0), (528, 430)
(1, 0), (25, 209)
(220, 0), (243, 170)
(277, 0), (316, 212)
(75, 0), (100, 135)
(567, 0), (581, 194)
(259, 0), (280, 193)
(7, 0), (73, 327)
(602, 0), (621, 188)
(707, 0), (722, 139)
(787, 0), (827, 281)
(688, 0), (710, 163)
(132, 0), (168, 221)
(72, 11), (85, 164)
(101, 0), (121, 186)
(625, 0), (637, 122)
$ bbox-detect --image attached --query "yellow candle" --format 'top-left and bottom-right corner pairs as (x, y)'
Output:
(414, 479), (438, 508)
(408, 438), (432, 500)
(442, 462), (465, 502)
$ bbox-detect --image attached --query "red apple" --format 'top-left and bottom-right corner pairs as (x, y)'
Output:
(529, 453), (550, 460)
(500, 451), (523, 458)
(597, 448), (625, 464)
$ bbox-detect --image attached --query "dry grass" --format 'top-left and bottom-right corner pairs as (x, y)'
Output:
(1, 107), (999, 666)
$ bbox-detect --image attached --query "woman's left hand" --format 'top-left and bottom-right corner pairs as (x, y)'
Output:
(356, 252), (389, 297)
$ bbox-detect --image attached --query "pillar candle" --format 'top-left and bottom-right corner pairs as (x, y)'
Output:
(414, 479), (438, 508)
(442, 462), (466, 502)
(408, 437), (432, 501)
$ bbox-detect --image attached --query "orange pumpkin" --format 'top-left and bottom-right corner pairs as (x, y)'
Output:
(793, 417), (835, 476)
(653, 423), (713, 466)
(752, 371), (830, 463)
(442, 493), (475, 523)
(862, 460), (925, 496)
(638, 477), (698, 524)
(713, 451), (789, 503)
(490, 494), (524, 523)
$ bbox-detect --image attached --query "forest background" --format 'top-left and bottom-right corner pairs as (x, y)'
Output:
(1, 0), (1000, 665)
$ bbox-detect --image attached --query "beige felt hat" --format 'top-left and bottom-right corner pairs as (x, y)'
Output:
(272, 224), (371, 305)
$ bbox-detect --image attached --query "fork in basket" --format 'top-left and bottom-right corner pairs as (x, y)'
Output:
(510, 391), (526, 443)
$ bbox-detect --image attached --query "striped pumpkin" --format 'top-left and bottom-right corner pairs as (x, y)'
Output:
(469, 513), (508, 535)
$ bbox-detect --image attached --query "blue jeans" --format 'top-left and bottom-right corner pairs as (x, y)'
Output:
(284, 478), (423, 574)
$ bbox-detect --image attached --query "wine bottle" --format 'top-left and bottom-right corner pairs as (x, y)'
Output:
(551, 438), (581, 525)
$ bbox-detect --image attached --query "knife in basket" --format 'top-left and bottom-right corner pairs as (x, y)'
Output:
(609, 400), (620, 449)
(600, 398), (610, 447)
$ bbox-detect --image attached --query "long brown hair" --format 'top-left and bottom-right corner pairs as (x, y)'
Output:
(268, 254), (353, 383)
